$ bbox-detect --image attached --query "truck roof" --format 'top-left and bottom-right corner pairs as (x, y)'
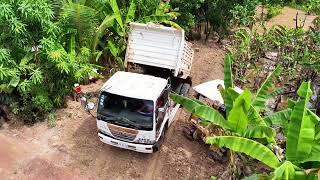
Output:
(101, 71), (168, 101)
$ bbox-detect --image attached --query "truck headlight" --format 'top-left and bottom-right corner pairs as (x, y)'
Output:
(99, 129), (110, 136)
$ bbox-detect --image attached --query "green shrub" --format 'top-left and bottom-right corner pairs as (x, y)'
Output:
(0, 0), (98, 123)
(267, 4), (282, 19)
(230, 0), (258, 27)
(304, 0), (320, 15)
(32, 95), (54, 113)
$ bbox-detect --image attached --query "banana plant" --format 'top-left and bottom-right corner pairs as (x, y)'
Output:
(207, 82), (320, 179)
(92, 0), (181, 68)
(170, 53), (282, 144)
(170, 52), (288, 178)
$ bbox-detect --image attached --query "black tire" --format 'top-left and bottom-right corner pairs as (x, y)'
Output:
(153, 125), (167, 152)
(180, 83), (190, 96)
(0, 118), (4, 128)
(174, 83), (183, 94)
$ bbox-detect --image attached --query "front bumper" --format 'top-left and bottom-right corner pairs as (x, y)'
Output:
(98, 132), (155, 153)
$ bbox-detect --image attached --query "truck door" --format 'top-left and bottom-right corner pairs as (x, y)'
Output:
(155, 88), (169, 133)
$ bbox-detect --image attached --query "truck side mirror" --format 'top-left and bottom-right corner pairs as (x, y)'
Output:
(81, 97), (95, 112)
(85, 102), (95, 112)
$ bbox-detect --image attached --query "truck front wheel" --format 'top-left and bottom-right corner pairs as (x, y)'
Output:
(153, 125), (167, 152)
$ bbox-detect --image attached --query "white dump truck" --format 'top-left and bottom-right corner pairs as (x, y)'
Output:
(84, 23), (194, 153)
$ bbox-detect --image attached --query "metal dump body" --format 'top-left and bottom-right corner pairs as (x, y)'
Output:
(125, 23), (193, 79)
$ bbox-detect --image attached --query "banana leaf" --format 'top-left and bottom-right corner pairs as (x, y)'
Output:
(93, 15), (115, 50)
(125, 0), (136, 23)
(109, 0), (124, 31)
(162, 20), (181, 29)
(267, 87), (284, 98)
(227, 85), (267, 127)
(248, 106), (267, 126)
(227, 87), (267, 127)
(308, 110), (320, 123)
(272, 161), (297, 180)
(288, 99), (296, 109)
(227, 87), (240, 101)
(169, 93), (204, 112)
(193, 105), (228, 130)
(264, 109), (292, 135)
(227, 90), (252, 134)
(302, 143), (320, 163)
(244, 125), (276, 144)
(170, 93), (228, 129)
(206, 136), (280, 169)
(107, 39), (119, 57)
(223, 52), (234, 117)
(252, 65), (282, 112)
(301, 110), (320, 163)
(286, 82), (318, 162)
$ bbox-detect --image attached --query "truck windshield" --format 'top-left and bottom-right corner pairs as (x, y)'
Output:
(98, 92), (154, 131)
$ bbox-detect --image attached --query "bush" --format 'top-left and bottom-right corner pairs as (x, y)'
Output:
(171, 0), (204, 34)
(304, 0), (320, 15)
(267, 4), (282, 19)
(230, 0), (259, 27)
(0, 0), (98, 123)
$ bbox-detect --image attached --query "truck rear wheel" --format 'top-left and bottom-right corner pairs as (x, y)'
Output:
(174, 83), (183, 94)
(180, 83), (190, 96)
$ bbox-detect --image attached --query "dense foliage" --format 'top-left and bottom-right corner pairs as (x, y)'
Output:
(0, 0), (100, 122)
(171, 0), (259, 37)
(230, 22), (320, 114)
(171, 0), (320, 38)
(0, 0), (180, 123)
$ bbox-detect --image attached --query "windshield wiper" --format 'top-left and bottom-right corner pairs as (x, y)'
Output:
(98, 114), (147, 130)
(118, 117), (143, 129)
(99, 115), (131, 128)
(98, 114), (114, 121)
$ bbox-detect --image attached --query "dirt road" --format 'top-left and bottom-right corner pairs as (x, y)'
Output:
(0, 42), (225, 180)
(265, 7), (317, 30)
(255, 6), (317, 32)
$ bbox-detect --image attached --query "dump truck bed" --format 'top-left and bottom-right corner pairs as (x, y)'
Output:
(125, 23), (193, 79)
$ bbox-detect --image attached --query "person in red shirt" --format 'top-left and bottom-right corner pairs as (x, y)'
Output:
(73, 83), (83, 101)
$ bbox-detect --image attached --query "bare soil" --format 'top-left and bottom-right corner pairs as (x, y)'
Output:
(0, 41), (225, 180)
(265, 7), (317, 30)
(254, 6), (317, 33)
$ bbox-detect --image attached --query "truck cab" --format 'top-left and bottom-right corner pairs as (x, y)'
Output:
(96, 71), (179, 153)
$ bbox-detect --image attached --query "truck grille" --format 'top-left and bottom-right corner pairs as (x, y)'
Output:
(110, 130), (137, 141)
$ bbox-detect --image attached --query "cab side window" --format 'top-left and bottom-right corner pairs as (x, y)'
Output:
(156, 89), (169, 132)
